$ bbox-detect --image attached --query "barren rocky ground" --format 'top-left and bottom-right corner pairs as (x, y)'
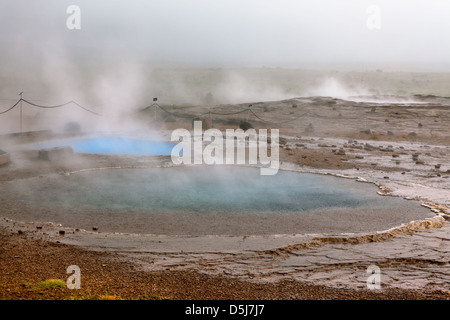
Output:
(1, 94), (449, 300)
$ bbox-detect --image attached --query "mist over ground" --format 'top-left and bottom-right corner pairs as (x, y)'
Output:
(1, 0), (450, 134)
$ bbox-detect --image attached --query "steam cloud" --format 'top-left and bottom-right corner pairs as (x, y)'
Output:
(1, 0), (450, 135)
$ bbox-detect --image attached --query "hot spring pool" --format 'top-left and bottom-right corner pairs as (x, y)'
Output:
(34, 136), (176, 156)
(0, 166), (433, 235)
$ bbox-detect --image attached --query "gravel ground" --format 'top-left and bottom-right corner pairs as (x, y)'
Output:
(1, 228), (448, 300)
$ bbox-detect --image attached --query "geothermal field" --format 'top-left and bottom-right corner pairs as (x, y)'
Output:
(1, 1), (450, 305)
(0, 68), (449, 301)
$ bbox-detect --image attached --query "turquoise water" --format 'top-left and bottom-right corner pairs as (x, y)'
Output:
(23, 166), (395, 213)
(35, 137), (176, 156)
(0, 166), (432, 235)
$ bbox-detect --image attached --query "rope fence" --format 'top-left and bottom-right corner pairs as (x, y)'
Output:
(0, 96), (309, 126)
(0, 98), (101, 115)
(147, 102), (309, 125)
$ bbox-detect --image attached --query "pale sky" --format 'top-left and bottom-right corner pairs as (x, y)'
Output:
(1, 0), (450, 68)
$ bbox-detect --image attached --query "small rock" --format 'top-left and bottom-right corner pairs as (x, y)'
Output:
(409, 132), (417, 136)
(59, 230), (65, 236)
(416, 160), (425, 165)
(38, 146), (74, 161)
(0, 150), (11, 166)
(364, 143), (376, 151)
(305, 123), (314, 133)
(435, 164), (441, 169)
(64, 121), (82, 134)
(92, 226), (99, 231)
(239, 121), (253, 131)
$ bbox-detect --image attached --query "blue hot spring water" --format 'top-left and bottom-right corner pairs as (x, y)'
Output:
(0, 165), (433, 235)
(35, 137), (176, 156)
(21, 166), (400, 213)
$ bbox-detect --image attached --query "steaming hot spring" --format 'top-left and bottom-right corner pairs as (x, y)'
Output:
(0, 133), (433, 236)
(34, 135), (176, 156)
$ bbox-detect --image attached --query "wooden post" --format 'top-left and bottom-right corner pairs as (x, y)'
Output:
(246, 104), (252, 122)
(19, 92), (23, 135)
